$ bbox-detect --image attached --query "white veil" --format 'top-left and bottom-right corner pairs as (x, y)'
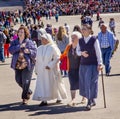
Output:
(41, 33), (55, 45)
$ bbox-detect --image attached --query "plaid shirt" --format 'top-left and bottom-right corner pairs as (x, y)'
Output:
(101, 33), (110, 48)
(98, 30), (115, 52)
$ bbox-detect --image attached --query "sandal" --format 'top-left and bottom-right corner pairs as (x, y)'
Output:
(67, 102), (76, 107)
(80, 99), (87, 104)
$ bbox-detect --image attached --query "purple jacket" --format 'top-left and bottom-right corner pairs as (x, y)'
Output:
(9, 38), (37, 70)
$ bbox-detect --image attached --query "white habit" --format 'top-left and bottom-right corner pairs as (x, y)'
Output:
(33, 43), (67, 101)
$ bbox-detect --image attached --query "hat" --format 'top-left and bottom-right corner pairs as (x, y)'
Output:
(100, 23), (107, 28)
(0, 22), (3, 26)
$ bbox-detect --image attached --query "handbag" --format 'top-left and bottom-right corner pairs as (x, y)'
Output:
(16, 50), (27, 70)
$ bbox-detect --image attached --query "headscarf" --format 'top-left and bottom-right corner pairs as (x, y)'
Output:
(37, 28), (46, 40)
(41, 33), (55, 45)
(41, 33), (61, 55)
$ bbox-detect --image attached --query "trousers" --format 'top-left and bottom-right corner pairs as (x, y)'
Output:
(15, 67), (33, 99)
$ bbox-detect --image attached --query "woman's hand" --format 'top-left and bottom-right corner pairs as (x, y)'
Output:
(45, 66), (50, 70)
(97, 64), (103, 71)
(24, 48), (30, 54)
(81, 51), (89, 58)
(20, 43), (26, 48)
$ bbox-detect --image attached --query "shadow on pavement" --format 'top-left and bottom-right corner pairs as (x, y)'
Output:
(99, 74), (120, 77)
(28, 105), (85, 116)
(0, 102), (23, 112)
(0, 102), (86, 115)
(108, 74), (120, 77)
(0, 63), (10, 66)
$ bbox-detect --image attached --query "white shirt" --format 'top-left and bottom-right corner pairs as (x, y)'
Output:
(76, 35), (103, 65)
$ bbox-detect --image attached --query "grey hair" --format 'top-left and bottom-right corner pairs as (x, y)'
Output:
(71, 31), (82, 39)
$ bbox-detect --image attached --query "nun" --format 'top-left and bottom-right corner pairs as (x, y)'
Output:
(33, 33), (67, 106)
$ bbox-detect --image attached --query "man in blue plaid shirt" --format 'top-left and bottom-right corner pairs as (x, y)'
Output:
(98, 23), (115, 76)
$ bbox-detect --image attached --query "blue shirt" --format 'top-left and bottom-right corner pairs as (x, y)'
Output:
(98, 30), (115, 52)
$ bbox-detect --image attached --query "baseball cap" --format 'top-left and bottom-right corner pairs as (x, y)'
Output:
(100, 23), (107, 28)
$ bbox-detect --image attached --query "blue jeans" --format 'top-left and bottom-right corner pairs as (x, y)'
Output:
(101, 47), (112, 74)
(15, 67), (33, 99)
(0, 47), (5, 62)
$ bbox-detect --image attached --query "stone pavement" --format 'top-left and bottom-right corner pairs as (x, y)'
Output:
(0, 0), (23, 11)
(0, 13), (120, 119)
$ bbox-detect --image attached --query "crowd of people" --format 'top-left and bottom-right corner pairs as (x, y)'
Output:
(0, 0), (120, 27)
(0, 0), (118, 112)
(23, 0), (120, 17)
(1, 0), (119, 27)
(0, 20), (117, 111)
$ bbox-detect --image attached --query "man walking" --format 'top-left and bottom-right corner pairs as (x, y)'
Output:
(98, 23), (115, 76)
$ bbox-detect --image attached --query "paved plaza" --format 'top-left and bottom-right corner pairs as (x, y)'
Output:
(0, 12), (120, 119)
(0, 0), (23, 11)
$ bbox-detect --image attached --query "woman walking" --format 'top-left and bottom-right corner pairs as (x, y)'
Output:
(33, 33), (67, 106)
(73, 25), (87, 104)
(9, 26), (37, 105)
(61, 31), (85, 106)
(55, 26), (69, 77)
(76, 24), (103, 111)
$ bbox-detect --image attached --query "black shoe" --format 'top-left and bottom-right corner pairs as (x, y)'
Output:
(39, 101), (47, 106)
(56, 100), (62, 104)
(106, 73), (110, 76)
(91, 100), (96, 107)
(85, 104), (91, 111)
(106, 67), (111, 76)
(91, 102), (96, 107)
(2, 60), (5, 63)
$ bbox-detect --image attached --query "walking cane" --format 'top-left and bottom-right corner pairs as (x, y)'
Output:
(101, 69), (106, 108)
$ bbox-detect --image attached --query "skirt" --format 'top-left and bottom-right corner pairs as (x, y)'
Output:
(79, 65), (99, 99)
(68, 69), (79, 90)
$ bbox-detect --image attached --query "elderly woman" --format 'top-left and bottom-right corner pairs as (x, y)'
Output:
(60, 31), (85, 106)
(9, 26), (37, 105)
(33, 33), (67, 106)
(76, 24), (103, 111)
